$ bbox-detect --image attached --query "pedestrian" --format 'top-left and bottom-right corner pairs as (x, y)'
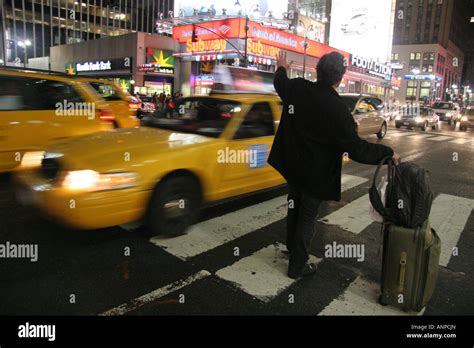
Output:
(268, 51), (400, 279)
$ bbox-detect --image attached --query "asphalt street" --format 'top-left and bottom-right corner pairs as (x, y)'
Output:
(0, 121), (473, 316)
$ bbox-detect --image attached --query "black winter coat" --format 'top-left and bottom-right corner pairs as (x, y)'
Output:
(268, 67), (394, 201)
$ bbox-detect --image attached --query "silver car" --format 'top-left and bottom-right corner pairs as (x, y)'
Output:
(395, 107), (439, 131)
(340, 93), (388, 139)
(432, 101), (460, 125)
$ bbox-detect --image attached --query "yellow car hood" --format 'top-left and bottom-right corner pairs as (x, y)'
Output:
(45, 127), (212, 171)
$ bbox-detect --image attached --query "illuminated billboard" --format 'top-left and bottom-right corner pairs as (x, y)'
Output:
(329, 0), (395, 63)
(174, 0), (289, 19)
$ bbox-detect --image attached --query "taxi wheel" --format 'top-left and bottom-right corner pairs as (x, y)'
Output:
(145, 176), (201, 237)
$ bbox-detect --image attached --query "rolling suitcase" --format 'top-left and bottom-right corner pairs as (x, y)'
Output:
(370, 156), (441, 312)
(380, 220), (441, 312)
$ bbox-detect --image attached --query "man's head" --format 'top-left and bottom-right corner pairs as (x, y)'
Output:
(316, 52), (347, 88)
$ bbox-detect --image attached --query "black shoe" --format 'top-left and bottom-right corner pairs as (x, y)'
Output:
(287, 262), (318, 279)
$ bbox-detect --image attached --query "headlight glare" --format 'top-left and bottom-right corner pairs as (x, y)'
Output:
(20, 151), (45, 169)
(461, 116), (468, 121)
(62, 170), (138, 191)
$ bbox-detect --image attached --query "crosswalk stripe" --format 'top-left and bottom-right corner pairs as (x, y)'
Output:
(426, 135), (453, 142)
(100, 270), (211, 315)
(429, 194), (474, 267)
(406, 133), (436, 139)
(318, 194), (373, 234)
(215, 242), (321, 302)
(388, 131), (414, 137)
(449, 138), (471, 145)
(149, 174), (368, 260)
(318, 276), (425, 315)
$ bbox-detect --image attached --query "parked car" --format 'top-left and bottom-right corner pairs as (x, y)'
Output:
(431, 101), (460, 125)
(340, 93), (388, 138)
(459, 107), (474, 131)
(395, 106), (439, 131)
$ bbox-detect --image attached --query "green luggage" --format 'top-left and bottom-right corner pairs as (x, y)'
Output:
(370, 156), (441, 312)
(379, 220), (441, 312)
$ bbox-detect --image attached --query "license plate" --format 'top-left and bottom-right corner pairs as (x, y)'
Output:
(403, 122), (409, 125)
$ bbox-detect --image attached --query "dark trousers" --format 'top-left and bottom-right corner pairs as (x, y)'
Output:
(286, 184), (322, 272)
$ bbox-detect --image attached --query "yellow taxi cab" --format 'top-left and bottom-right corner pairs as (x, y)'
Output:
(0, 67), (114, 172)
(78, 77), (140, 128)
(15, 92), (287, 235)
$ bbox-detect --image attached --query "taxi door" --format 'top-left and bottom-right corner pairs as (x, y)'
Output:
(218, 101), (278, 197)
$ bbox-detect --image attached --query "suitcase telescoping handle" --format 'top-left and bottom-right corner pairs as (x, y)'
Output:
(369, 155), (395, 221)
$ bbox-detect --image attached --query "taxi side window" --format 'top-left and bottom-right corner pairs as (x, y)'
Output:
(0, 76), (28, 110)
(234, 102), (275, 140)
(0, 76), (85, 111)
(35, 80), (85, 110)
(90, 82), (122, 101)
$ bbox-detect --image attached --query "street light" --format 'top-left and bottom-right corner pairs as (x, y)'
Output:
(296, 21), (315, 78)
(410, 68), (421, 101)
(12, 39), (32, 67)
(235, 1), (259, 68)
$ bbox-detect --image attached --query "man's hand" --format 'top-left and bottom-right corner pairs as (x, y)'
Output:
(276, 51), (293, 70)
(392, 152), (401, 165)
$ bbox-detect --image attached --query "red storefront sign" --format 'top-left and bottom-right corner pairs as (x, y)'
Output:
(173, 18), (349, 60)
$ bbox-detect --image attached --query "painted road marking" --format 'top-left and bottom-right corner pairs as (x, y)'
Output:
(318, 194), (373, 234)
(426, 136), (454, 142)
(101, 270), (211, 315)
(449, 138), (471, 145)
(318, 276), (425, 316)
(150, 175), (368, 260)
(430, 194), (474, 267)
(406, 133), (436, 139)
(215, 243), (321, 302)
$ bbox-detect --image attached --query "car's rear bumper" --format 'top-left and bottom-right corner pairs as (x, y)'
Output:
(396, 119), (424, 127)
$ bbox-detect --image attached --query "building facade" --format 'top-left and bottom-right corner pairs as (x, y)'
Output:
(1, 0), (173, 67)
(391, 0), (471, 103)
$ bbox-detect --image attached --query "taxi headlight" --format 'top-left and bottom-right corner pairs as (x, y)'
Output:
(461, 116), (468, 122)
(415, 116), (423, 123)
(446, 112), (452, 117)
(61, 170), (139, 191)
(395, 115), (401, 120)
(20, 151), (45, 169)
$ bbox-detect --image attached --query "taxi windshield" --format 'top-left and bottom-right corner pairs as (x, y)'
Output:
(146, 97), (240, 138)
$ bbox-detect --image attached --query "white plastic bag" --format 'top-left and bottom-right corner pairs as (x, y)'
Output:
(369, 174), (388, 223)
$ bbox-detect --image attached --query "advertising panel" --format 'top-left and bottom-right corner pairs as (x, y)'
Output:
(329, 0), (395, 62)
(174, 0), (289, 19)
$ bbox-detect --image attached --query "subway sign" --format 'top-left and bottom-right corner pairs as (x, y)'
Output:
(351, 55), (392, 80)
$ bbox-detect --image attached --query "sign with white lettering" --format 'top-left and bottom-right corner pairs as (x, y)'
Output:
(351, 55), (392, 80)
(69, 57), (132, 74)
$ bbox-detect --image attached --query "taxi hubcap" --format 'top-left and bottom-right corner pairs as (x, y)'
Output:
(163, 198), (189, 219)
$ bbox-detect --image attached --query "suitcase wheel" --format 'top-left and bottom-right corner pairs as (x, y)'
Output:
(378, 294), (388, 306)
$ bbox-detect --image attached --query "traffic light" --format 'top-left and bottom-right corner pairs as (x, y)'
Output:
(192, 26), (198, 42)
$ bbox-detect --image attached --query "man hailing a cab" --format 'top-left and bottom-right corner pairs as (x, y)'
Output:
(268, 51), (401, 279)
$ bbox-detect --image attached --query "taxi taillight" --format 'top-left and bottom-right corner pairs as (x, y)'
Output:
(98, 109), (115, 121)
